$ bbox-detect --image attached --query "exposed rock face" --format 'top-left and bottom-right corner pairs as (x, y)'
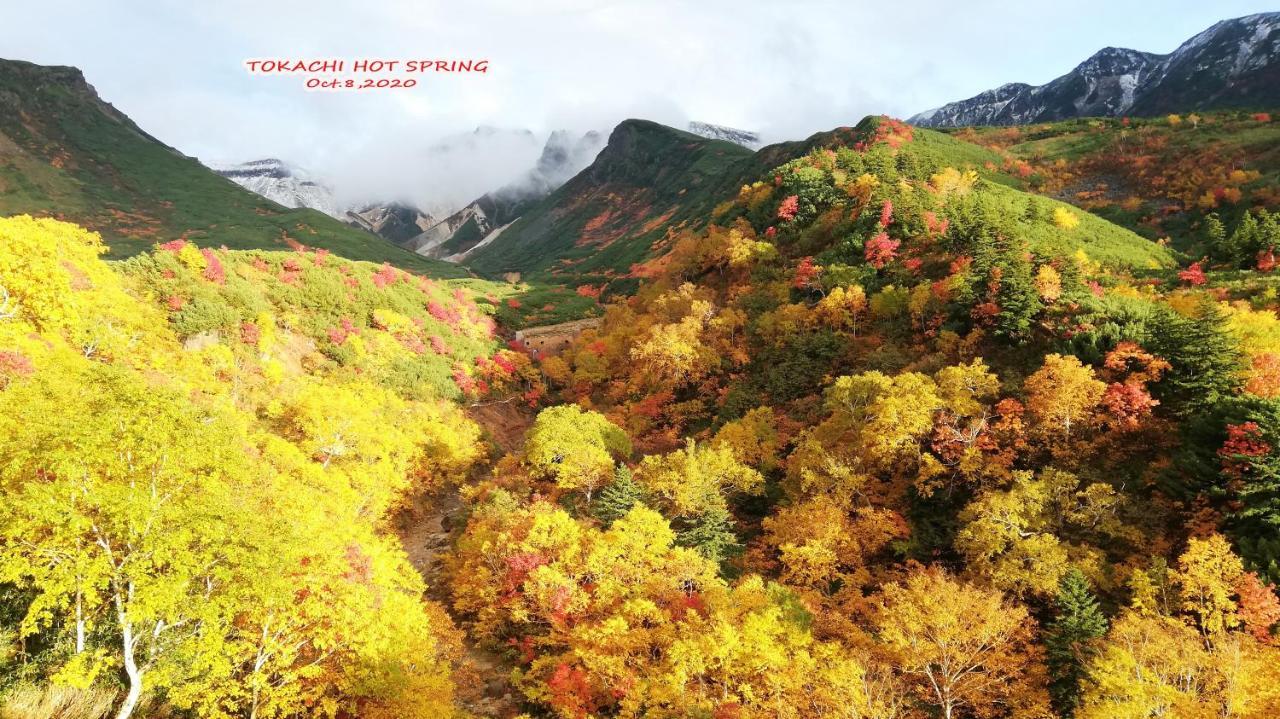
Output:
(687, 121), (762, 149)
(407, 130), (606, 260)
(346, 203), (438, 245)
(911, 12), (1280, 127)
(210, 158), (344, 218)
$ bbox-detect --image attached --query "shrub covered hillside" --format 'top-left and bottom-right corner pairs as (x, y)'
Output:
(0, 214), (535, 718)
(0, 59), (462, 276)
(443, 116), (1280, 718)
(5, 114), (1280, 719)
(950, 111), (1280, 260)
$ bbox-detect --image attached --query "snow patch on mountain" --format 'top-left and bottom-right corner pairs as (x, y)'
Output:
(211, 159), (345, 218)
(687, 121), (762, 149)
(910, 12), (1280, 127)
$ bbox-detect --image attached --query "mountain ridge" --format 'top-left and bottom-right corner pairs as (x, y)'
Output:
(0, 57), (463, 276)
(912, 12), (1280, 127)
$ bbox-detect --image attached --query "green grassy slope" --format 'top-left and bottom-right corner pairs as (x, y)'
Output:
(941, 111), (1280, 253)
(0, 59), (465, 277)
(466, 120), (759, 282)
(469, 116), (1174, 288)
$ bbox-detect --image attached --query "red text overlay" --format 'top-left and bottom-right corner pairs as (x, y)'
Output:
(243, 58), (489, 91)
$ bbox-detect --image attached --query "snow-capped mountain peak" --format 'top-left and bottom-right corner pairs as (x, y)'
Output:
(910, 12), (1280, 127)
(687, 121), (762, 149)
(210, 158), (345, 218)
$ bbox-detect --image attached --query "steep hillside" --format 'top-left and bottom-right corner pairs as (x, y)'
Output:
(468, 117), (1171, 292)
(912, 12), (1280, 127)
(348, 201), (440, 244)
(0, 58), (463, 276)
(466, 120), (771, 283)
(408, 130), (605, 260)
(947, 111), (1280, 257)
(209, 158), (344, 218)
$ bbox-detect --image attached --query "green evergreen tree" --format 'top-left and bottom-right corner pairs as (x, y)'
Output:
(674, 504), (740, 565)
(1230, 210), (1261, 260)
(1220, 400), (1280, 584)
(591, 466), (646, 527)
(1151, 299), (1243, 412)
(1259, 209), (1280, 253)
(1046, 568), (1108, 718)
(1203, 213), (1231, 263)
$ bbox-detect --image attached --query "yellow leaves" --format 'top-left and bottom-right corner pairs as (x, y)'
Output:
(813, 285), (867, 331)
(955, 468), (1123, 597)
(1053, 205), (1081, 230)
(712, 407), (782, 472)
(633, 440), (763, 518)
(763, 495), (904, 592)
(175, 242), (207, 272)
(1036, 264), (1062, 302)
(0, 216), (169, 366)
(934, 359), (1000, 417)
(524, 405), (631, 498)
(928, 166), (978, 198)
(874, 567), (1049, 718)
(1025, 353), (1106, 437)
(1177, 533), (1245, 637)
(1079, 611), (1280, 719)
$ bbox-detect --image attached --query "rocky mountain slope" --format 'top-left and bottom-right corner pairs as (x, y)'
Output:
(465, 116), (1174, 291)
(0, 58), (461, 275)
(346, 202), (440, 245)
(687, 121), (762, 149)
(406, 130), (605, 260)
(912, 12), (1280, 127)
(209, 158), (344, 218)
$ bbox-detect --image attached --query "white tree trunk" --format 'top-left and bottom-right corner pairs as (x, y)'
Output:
(75, 587), (85, 654)
(114, 585), (144, 719)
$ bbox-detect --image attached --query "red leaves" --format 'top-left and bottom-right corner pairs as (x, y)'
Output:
(576, 285), (602, 299)
(1102, 382), (1159, 429)
(1236, 571), (1280, 643)
(201, 248), (225, 285)
(503, 551), (549, 595)
(1254, 113), (1273, 123)
(430, 335), (451, 355)
(240, 322), (260, 345)
(0, 351), (34, 379)
(157, 239), (187, 253)
(864, 232), (900, 269)
(371, 262), (398, 288)
(793, 256), (821, 290)
(878, 199), (893, 228)
(547, 662), (597, 719)
(923, 211), (950, 237)
(777, 195), (800, 222)
(1178, 261), (1207, 286)
(855, 116), (914, 151)
(1219, 421), (1271, 478)
(166, 294), (185, 311)
(1258, 248), (1276, 272)
(506, 298), (522, 309)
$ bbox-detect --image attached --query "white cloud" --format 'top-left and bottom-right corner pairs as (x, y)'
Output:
(2, 0), (1275, 208)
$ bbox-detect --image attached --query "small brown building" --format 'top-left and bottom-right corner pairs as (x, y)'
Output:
(513, 317), (602, 357)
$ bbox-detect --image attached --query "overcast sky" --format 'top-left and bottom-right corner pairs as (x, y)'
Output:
(3, 1), (1275, 204)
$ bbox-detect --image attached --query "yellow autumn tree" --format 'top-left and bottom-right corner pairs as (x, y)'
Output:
(874, 567), (1051, 719)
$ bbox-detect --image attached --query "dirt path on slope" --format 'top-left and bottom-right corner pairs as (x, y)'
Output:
(395, 401), (534, 718)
